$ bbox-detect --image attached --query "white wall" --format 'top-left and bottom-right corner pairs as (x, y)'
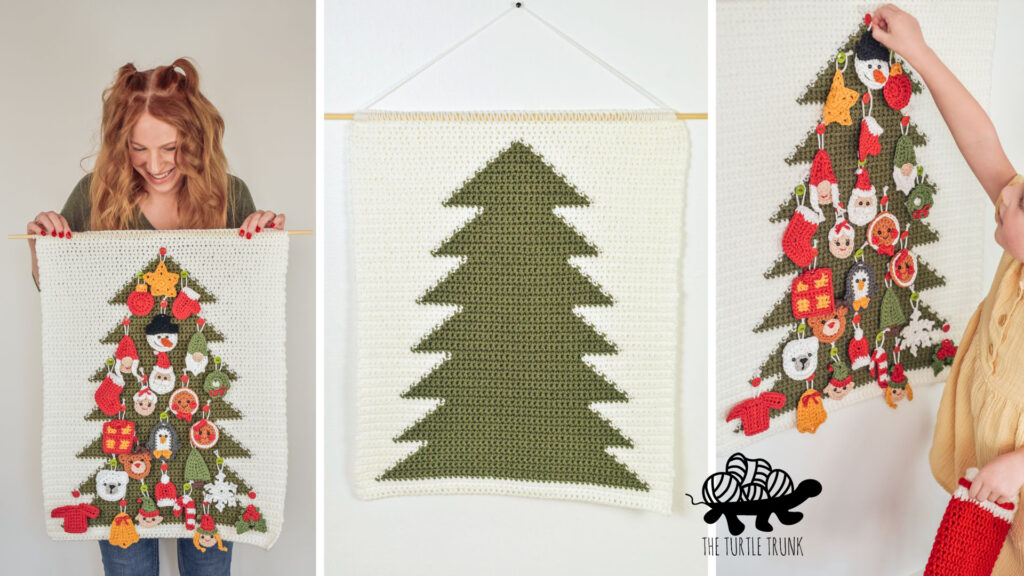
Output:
(716, 1), (1023, 575)
(325, 1), (708, 574)
(0, 1), (315, 574)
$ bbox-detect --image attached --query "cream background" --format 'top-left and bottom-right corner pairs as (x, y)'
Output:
(326, 0), (709, 574)
(0, 1), (315, 573)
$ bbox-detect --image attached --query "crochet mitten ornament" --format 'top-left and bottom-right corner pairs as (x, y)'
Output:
(848, 167), (878, 227)
(108, 500), (139, 549)
(859, 109), (884, 161)
(51, 491), (99, 534)
(172, 283), (201, 321)
(924, 468), (1017, 576)
(783, 184), (824, 268)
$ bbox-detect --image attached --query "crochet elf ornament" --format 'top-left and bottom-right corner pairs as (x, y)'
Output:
(751, 15), (955, 435)
(72, 247), (261, 539)
(194, 503), (229, 553)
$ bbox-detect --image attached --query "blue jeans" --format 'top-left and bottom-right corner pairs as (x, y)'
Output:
(98, 538), (233, 576)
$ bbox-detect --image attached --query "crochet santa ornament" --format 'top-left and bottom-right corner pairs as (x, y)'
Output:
(848, 168), (879, 227)
(925, 468), (1017, 576)
(149, 352), (175, 395)
(810, 147), (839, 211)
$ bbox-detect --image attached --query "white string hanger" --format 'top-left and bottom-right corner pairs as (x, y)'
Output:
(357, 1), (675, 112)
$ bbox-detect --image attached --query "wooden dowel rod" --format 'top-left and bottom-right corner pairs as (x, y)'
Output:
(324, 112), (707, 120)
(9, 230), (314, 239)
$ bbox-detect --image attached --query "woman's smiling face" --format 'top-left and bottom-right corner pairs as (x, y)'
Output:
(129, 112), (182, 195)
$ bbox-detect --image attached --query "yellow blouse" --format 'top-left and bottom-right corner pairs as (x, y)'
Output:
(931, 249), (1024, 575)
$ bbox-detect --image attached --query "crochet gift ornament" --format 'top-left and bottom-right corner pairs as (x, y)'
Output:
(126, 276), (154, 317)
(892, 119), (918, 194)
(924, 468), (1017, 576)
(782, 184), (824, 268)
(193, 505), (228, 553)
(791, 268), (835, 320)
(726, 377), (787, 436)
(102, 418), (136, 455)
(51, 490), (100, 534)
(823, 54), (859, 126)
(108, 500), (139, 549)
(94, 360), (126, 416)
(848, 167), (878, 227)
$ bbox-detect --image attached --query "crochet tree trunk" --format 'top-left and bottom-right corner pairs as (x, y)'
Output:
(75, 251), (253, 529)
(747, 23), (953, 430)
(380, 141), (647, 490)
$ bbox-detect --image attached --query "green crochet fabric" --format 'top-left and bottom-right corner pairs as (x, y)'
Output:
(380, 141), (647, 491)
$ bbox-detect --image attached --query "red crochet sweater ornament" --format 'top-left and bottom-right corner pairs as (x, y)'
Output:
(925, 468), (1017, 576)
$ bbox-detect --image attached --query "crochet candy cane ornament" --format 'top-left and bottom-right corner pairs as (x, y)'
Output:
(726, 377), (786, 436)
(809, 124), (839, 211)
(172, 270), (201, 320)
(886, 339), (914, 408)
(174, 483), (198, 530)
(782, 183), (824, 268)
(870, 333), (890, 389)
(925, 468), (1017, 576)
(858, 93), (884, 162)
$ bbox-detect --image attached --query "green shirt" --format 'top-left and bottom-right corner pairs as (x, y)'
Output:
(60, 173), (256, 231)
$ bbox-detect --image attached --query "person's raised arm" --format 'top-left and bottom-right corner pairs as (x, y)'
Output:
(871, 4), (1015, 202)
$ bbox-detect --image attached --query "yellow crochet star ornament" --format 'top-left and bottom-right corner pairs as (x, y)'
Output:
(144, 260), (179, 299)
(823, 69), (859, 126)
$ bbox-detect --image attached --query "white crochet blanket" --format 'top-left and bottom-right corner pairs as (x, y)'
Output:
(716, 0), (996, 453)
(38, 230), (289, 549)
(350, 111), (688, 513)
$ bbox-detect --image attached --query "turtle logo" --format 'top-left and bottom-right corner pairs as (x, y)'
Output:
(687, 453), (821, 535)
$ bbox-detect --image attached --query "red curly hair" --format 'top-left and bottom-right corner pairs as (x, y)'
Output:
(90, 58), (228, 230)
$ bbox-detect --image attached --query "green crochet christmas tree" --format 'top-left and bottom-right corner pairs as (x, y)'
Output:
(746, 23), (955, 430)
(380, 141), (647, 490)
(75, 250), (254, 528)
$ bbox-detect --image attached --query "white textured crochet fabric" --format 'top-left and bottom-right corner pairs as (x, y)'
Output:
(717, 0), (996, 453)
(350, 111), (687, 513)
(39, 230), (289, 549)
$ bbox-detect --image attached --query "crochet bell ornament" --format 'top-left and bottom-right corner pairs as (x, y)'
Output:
(193, 510), (229, 553)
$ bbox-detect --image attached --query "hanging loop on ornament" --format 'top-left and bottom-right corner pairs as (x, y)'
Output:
(119, 499), (127, 514)
(836, 50), (851, 73)
(109, 457), (118, 470)
(183, 482), (193, 497)
(829, 345), (840, 362)
(139, 480), (148, 495)
(900, 115), (910, 136)
(214, 449), (226, 473)
(794, 183), (807, 204)
(158, 247), (167, 262)
(876, 332), (886, 347)
(159, 411), (170, 424)
(855, 245), (868, 263)
(805, 375), (815, 391)
(811, 239), (819, 270)
(798, 320), (807, 337)
(909, 291), (921, 311)
(180, 269), (189, 291)
(213, 356), (222, 371)
(861, 91), (874, 118)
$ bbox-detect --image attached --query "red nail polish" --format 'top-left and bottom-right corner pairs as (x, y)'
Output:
(66, 232), (72, 239)
(267, 222), (275, 229)
(239, 229), (244, 237)
(58, 232), (64, 238)
(256, 226), (261, 233)
(246, 232), (252, 239)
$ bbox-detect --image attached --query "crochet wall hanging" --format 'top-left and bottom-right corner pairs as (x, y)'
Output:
(350, 111), (687, 512)
(717, 2), (989, 453)
(39, 230), (288, 549)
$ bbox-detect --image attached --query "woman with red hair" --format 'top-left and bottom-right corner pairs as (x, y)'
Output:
(27, 58), (282, 574)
